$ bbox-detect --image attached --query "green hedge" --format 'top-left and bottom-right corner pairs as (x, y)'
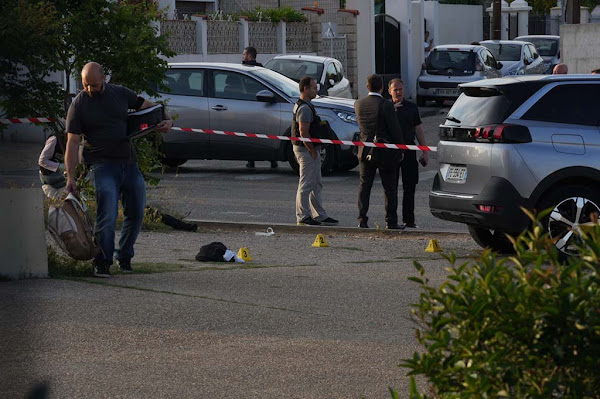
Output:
(400, 209), (600, 398)
(208, 7), (307, 23)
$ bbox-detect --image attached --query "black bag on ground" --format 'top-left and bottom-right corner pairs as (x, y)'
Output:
(196, 242), (227, 262)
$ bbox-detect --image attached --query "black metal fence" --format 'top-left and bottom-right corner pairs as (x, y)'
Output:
(482, 13), (548, 40)
(528, 14), (548, 35)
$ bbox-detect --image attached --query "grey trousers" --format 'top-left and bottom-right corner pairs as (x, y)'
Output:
(294, 145), (328, 223)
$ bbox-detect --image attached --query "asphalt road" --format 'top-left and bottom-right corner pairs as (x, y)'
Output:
(2, 229), (480, 398)
(147, 107), (467, 232)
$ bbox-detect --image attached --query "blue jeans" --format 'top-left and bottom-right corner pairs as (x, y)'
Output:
(90, 163), (146, 264)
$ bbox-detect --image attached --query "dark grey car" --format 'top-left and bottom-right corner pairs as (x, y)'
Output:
(430, 75), (600, 255)
(156, 63), (359, 174)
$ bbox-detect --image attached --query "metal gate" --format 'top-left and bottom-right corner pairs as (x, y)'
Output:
(375, 14), (401, 95)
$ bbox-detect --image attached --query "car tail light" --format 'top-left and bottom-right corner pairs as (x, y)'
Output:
(477, 205), (502, 213)
(474, 124), (532, 143)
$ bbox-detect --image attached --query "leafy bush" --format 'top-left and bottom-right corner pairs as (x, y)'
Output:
(237, 6), (307, 23)
(402, 210), (600, 398)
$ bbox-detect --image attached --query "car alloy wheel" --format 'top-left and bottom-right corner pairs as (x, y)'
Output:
(547, 195), (600, 256)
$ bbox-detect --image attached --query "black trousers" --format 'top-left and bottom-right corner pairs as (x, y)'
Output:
(400, 150), (419, 224)
(357, 160), (399, 226)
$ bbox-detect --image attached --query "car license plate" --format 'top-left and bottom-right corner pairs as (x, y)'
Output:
(436, 88), (459, 96)
(446, 166), (467, 183)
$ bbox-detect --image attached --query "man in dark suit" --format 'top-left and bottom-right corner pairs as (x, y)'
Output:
(354, 74), (405, 229)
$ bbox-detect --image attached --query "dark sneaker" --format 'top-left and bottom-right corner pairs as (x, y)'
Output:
(358, 221), (369, 228)
(320, 217), (339, 226)
(270, 161), (278, 169)
(298, 217), (321, 226)
(404, 223), (418, 228)
(93, 261), (111, 278)
(386, 224), (405, 230)
(119, 259), (133, 274)
(246, 161), (255, 168)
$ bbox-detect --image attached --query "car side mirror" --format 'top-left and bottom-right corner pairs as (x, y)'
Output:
(533, 53), (539, 59)
(328, 78), (335, 87)
(496, 61), (503, 69)
(256, 90), (276, 103)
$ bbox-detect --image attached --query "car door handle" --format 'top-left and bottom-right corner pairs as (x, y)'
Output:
(211, 105), (228, 111)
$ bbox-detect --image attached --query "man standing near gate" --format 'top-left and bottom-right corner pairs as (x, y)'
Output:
(354, 74), (405, 229)
(389, 78), (428, 228)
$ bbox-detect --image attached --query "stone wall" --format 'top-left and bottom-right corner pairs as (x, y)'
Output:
(162, 20), (198, 55)
(207, 20), (240, 54)
(334, 12), (358, 98)
(248, 22), (278, 54)
(286, 22), (312, 53)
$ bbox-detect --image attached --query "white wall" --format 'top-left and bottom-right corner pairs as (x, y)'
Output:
(561, 23), (600, 73)
(387, 0), (413, 98)
(346, 0), (375, 98)
(424, 1), (439, 52)
(0, 188), (48, 279)
(437, 4), (483, 45)
(157, 0), (176, 19)
(410, 1), (424, 99)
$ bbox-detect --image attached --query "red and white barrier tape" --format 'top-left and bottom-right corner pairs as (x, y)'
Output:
(0, 118), (436, 152)
(171, 127), (437, 152)
(1, 117), (57, 124)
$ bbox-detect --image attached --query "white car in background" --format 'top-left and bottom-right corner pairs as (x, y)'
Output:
(416, 44), (503, 106)
(481, 40), (545, 76)
(265, 55), (353, 99)
(514, 35), (561, 74)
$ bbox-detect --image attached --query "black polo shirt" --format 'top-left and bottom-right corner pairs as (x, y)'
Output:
(393, 99), (422, 144)
(66, 83), (141, 164)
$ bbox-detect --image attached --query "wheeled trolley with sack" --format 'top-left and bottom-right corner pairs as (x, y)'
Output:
(47, 193), (99, 260)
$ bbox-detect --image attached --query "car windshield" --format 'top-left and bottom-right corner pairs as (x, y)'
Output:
(482, 43), (521, 61)
(252, 68), (301, 98)
(426, 51), (476, 76)
(522, 38), (558, 57)
(264, 59), (323, 83)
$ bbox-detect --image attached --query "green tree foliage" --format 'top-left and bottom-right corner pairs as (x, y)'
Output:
(0, 0), (174, 182)
(401, 210), (600, 398)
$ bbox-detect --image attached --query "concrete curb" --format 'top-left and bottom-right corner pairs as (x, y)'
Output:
(185, 219), (469, 237)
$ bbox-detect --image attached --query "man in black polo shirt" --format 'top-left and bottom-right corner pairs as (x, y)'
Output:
(388, 78), (429, 228)
(65, 62), (172, 277)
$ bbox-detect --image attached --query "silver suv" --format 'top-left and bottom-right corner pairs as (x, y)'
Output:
(430, 75), (600, 255)
(156, 63), (359, 174)
(417, 44), (503, 106)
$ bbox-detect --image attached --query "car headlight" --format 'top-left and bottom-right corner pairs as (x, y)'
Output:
(335, 110), (357, 124)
